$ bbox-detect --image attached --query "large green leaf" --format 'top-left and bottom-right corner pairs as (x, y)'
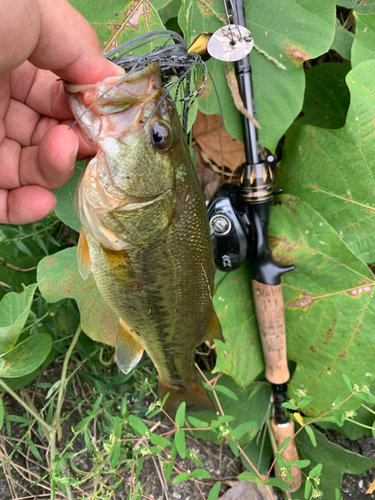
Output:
(351, 13), (375, 68)
(297, 62), (350, 130)
(37, 248), (117, 346)
(53, 162), (82, 232)
(0, 334), (52, 378)
(292, 426), (373, 499)
(214, 195), (375, 416)
(278, 60), (375, 263)
(0, 284), (37, 353)
(69, 0), (165, 52)
(189, 375), (271, 446)
(337, 0), (375, 14)
(179, 0), (335, 151)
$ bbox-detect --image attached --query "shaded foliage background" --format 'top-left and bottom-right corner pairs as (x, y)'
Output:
(2, 0), (375, 498)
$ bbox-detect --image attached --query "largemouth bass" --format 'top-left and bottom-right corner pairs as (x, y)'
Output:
(65, 62), (222, 416)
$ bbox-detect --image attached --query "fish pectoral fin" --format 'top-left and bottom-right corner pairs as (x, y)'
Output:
(205, 306), (224, 343)
(116, 318), (144, 374)
(77, 227), (92, 280)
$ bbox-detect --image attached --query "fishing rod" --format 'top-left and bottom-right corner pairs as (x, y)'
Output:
(204, 0), (302, 491)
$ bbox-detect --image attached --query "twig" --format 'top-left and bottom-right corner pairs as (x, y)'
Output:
(54, 323), (82, 440)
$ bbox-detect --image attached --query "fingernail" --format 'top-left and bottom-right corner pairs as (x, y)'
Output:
(108, 60), (125, 75)
(69, 141), (79, 170)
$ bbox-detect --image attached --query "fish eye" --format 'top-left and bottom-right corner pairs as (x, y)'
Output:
(151, 122), (171, 150)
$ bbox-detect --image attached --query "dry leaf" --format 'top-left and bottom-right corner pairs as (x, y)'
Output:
(218, 480), (272, 500)
(193, 110), (246, 172)
(366, 478), (375, 494)
(225, 63), (261, 130)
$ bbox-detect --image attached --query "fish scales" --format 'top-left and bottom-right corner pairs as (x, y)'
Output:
(65, 62), (222, 416)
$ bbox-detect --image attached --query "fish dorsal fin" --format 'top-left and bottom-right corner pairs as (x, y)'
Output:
(116, 318), (144, 374)
(77, 227), (92, 280)
(205, 306), (224, 343)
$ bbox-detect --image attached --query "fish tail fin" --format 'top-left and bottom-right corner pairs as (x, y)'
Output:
(159, 378), (215, 419)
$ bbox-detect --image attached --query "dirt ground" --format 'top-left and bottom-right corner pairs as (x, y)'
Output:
(1, 361), (374, 500)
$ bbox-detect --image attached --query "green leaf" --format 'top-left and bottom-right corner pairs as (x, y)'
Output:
(278, 60), (375, 263)
(337, 0), (375, 13)
(237, 472), (264, 486)
(207, 482), (221, 500)
(355, 391), (375, 403)
(279, 437), (291, 452)
(129, 415), (150, 438)
(352, 13), (375, 68)
(266, 478), (291, 491)
(15, 240), (33, 258)
(84, 429), (93, 454)
(331, 19), (354, 60)
(331, 409), (345, 427)
(213, 385), (239, 401)
(37, 248), (118, 346)
(165, 461), (174, 481)
(183, 0), (336, 151)
(53, 162), (83, 231)
(234, 421), (258, 441)
(175, 402), (186, 427)
(136, 458), (144, 479)
(27, 437), (43, 462)
(305, 426), (317, 447)
(151, 0), (174, 9)
(304, 478), (312, 499)
(228, 439), (239, 457)
(111, 442), (121, 467)
(150, 433), (171, 447)
(297, 62), (350, 129)
(70, 0), (165, 52)
(187, 416), (209, 428)
(294, 459), (311, 468)
(282, 402), (298, 411)
(172, 472), (190, 484)
(191, 469), (211, 479)
(0, 284), (37, 353)
(309, 463), (323, 478)
(174, 429), (186, 459)
(298, 396), (314, 409)
(293, 426), (373, 499)
(0, 334), (52, 378)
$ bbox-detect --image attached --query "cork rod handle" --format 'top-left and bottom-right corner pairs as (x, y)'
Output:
(271, 418), (302, 491)
(252, 279), (290, 385)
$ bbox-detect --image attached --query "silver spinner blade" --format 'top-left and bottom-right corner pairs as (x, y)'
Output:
(207, 24), (253, 62)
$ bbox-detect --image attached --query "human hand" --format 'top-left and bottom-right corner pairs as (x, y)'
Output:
(0, 0), (123, 224)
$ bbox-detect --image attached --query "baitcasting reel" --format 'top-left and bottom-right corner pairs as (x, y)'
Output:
(207, 183), (250, 272)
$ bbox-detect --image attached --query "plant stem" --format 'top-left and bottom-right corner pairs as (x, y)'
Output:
(0, 378), (54, 434)
(346, 418), (375, 430)
(54, 323), (81, 441)
(362, 404), (375, 416)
